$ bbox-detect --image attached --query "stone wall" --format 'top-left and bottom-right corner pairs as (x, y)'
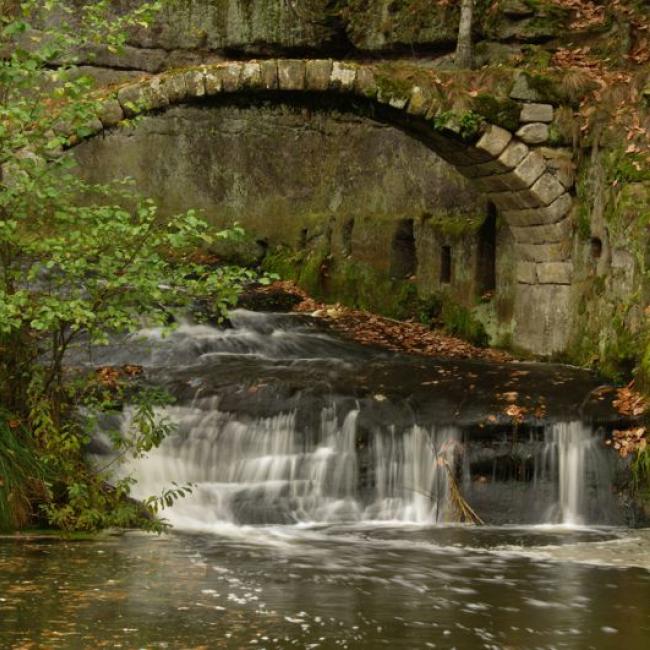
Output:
(40, 0), (647, 364)
(74, 100), (518, 337)
(36, 0), (580, 80)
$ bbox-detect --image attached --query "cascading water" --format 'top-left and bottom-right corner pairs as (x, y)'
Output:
(121, 403), (462, 527)
(540, 422), (616, 526)
(93, 310), (622, 528)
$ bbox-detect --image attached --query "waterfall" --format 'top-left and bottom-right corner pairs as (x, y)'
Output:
(121, 402), (462, 527)
(541, 422), (614, 526)
(90, 311), (619, 529)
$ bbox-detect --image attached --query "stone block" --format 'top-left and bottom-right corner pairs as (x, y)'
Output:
(468, 157), (511, 178)
(146, 78), (170, 109)
(204, 67), (223, 95)
(406, 86), (432, 117)
(161, 72), (187, 103)
(278, 59), (305, 91)
(516, 261), (537, 284)
(260, 60), (278, 90)
(241, 61), (263, 89)
(354, 67), (377, 98)
(538, 146), (575, 189)
(330, 62), (357, 92)
(97, 98), (123, 128)
(536, 262), (573, 284)
(184, 69), (206, 97)
(498, 150), (546, 190)
(475, 125), (513, 158)
(513, 284), (572, 355)
(489, 189), (541, 211)
(530, 173), (565, 205)
(511, 215), (573, 244)
(117, 83), (147, 117)
(516, 241), (571, 262)
(388, 96), (408, 110)
(510, 74), (545, 102)
(498, 140), (529, 169)
(520, 103), (554, 123)
(376, 86), (409, 108)
(474, 175), (512, 193)
(305, 59), (332, 91)
(221, 62), (243, 92)
(502, 193), (572, 227)
(516, 122), (549, 145)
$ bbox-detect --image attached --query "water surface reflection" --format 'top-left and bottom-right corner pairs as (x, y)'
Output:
(1, 526), (649, 649)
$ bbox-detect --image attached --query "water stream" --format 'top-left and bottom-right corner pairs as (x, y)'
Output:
(102, 310), (620, 529)
(2, 310), (648, 649)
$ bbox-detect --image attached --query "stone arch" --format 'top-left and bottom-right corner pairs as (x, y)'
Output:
(73, 59), (576, 355)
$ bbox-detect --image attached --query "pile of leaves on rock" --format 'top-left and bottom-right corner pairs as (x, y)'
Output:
(247, 280), (511, 363)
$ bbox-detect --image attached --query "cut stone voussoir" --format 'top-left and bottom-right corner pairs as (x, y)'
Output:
(97, 98), (124, 128)
(498, 140), (530, 169)
(511, 215), (573, 244)
(278, 59), (306, 91)
(354, 67), (377, 98)
(184, 69), (206, 97)
(222, 62), (243, 92)
(330, 62), (357, 92)
(475, 125), (512, 158)
(406, 86), (432, 116)
(497, 150), (547, 191)
(161, 72), (188, 104)
(260, 60), (279, 90)
(530, 173), (566, 206)
(502, 193), (572, 227)
(117, 83), (147, 117)
(241, 61), (263, 90)
(305, 59), (332, 92)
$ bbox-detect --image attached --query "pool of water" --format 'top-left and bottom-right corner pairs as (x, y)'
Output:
(1, 525), (649, 649)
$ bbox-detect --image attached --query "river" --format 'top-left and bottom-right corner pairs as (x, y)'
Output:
(1, 310), (649, 649)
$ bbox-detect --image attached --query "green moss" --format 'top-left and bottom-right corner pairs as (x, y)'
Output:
(261, 246), (303, 281)
(611, 152), (650, 185)
(471, 94), (521, 132)
(520, 45), (553, 69)
(441, 301), (489, 348)
(432, 110), (485, 142)
(524, 73), (563, 103)
(425, 210), (485, 238)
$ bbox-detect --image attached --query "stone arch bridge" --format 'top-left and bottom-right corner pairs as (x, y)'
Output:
(71, 59), (577, 356)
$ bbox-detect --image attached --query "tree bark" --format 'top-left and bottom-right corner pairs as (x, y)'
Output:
(456, 0), (474, 69)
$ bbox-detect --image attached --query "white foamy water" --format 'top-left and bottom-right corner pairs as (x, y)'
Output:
(122, 402), (462, 527)
(93, 313), (618, 529)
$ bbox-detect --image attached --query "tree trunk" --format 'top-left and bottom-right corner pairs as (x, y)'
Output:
(456, 0), (474, 69)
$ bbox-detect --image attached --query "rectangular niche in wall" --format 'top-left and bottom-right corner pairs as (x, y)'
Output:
(440, 245), (452, 284)
(390, 219), (417, 279)
(476, 203), (497, 296)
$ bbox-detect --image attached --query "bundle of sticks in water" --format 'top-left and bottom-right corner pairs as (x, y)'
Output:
(443, 459), (484, 526)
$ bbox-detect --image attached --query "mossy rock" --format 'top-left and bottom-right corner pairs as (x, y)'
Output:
(472, 94), (521, 132)
(344, 0), (460, 51)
